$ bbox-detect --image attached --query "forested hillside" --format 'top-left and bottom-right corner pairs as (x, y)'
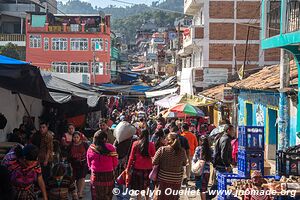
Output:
(58, 0), (183, 42)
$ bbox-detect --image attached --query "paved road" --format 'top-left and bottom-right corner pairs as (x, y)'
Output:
(82, 178), (199, 200)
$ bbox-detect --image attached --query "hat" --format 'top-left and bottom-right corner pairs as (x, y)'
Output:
(251, 170), (262, 178)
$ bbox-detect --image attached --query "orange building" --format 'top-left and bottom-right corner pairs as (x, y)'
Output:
(26, 13), (111, 84)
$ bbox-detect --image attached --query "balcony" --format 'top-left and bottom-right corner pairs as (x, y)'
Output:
(184, 0), (204, 15)
(265, 0), (300, 38)
(183, 25), (204, 50)
(266, 0), (281, 38)
(286, 0), (300, 33)
(0, 34), (26, 46)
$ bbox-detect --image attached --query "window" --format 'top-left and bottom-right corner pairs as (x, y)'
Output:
(51, 62), (68, 73)
(51, 38), (67, 51)
(29, 35), (41, 48)
(91, 62), (103, 75)
(106, 62), (110, 74)
(105, 39), (109, 51)
(44, 38), (49, 50)
(91, 38), (103, 51)
(70, 62), (89, 73)
(70, 38), (88, 51)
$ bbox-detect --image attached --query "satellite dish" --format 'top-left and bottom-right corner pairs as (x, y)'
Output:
(99, 11), (105, 18)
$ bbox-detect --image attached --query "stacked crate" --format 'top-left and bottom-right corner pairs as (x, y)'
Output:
(217, 126), (265, 200)
(277, 145), (300, 176)
(238, 126), (265, 177)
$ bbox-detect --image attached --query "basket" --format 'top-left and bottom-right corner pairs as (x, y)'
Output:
(217, 173), (246, 200)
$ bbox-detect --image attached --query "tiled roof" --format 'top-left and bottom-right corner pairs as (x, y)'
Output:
(199, 62), (298, 101)
(199, 84), (226, 101)
(228, 62), (298, 91)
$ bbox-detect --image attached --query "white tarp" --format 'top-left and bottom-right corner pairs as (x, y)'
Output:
(131, 66), (153, 72)
(145, 87), (178, 98)
(154, 94), (181, 108)
(180, 68), (193, 95)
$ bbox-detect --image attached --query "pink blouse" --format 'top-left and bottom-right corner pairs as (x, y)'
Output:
(86, 143), (118, 172)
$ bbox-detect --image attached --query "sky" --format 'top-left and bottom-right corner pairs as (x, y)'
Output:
(58, 0), (159, 8)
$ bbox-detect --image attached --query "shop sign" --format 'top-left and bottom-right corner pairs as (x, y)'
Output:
(223, 87), (234, 103)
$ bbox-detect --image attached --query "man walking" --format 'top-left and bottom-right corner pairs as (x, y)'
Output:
(181, 123), (198, 182)
(32, 121), (54, 183)
(96, 118), (115, 144)
(213, 124), (234, 174)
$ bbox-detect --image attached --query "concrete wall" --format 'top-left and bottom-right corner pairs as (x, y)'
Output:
(0, 87), (43, 142)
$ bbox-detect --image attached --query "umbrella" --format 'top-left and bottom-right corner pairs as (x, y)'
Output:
(209, 124), (226, 138)
(162, 110), (187, 118)
(169, 103), (205, 117)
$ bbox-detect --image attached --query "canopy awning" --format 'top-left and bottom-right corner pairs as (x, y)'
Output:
(179, 93), (217, 107)
(0, 55), (101, 107)
(131, 65), (153, 72)
(155, 93), (217, 108)
(145, 87), (178, 98)
(41, 72), (102, 107)
(154, 94), (181, 108)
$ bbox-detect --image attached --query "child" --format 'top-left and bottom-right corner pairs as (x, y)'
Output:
(47, 163), (78, 200)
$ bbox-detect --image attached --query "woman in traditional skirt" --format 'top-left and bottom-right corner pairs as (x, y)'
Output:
(2, 144), (48, 200)
(47, 163), (78, 200)
(152, 133), (188, 200)
(69, 132), (89, 198)
(87, 131), (118, 200)
(127, 129), (156, 200)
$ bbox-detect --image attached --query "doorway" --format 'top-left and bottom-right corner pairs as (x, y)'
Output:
(246, 103), (253, 126)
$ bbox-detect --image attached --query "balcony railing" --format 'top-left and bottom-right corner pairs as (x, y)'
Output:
(286, 0), (300, 33)
(266, 0), (281, 38)
(0, 34), (25, 41)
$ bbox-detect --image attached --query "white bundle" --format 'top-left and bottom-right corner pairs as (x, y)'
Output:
(113, 121), (136, 143)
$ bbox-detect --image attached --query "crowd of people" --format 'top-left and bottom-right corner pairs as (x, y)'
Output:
(0, 100), (239, 200)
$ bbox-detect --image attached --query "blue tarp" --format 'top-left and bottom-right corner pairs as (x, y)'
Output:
(119, 72), (139, 82)
(130, 85), (151, 93)
(0, 55), (27, 65)
(100, 83), (151, 93)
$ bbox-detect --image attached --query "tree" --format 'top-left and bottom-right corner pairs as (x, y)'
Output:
(0, 43), (21, 60)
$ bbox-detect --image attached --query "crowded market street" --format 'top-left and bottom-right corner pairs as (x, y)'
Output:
(1, 0), (300, 200)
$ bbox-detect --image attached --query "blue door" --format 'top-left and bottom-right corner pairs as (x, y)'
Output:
(246, 103), (253, 126)
(268, 109), (278, 146)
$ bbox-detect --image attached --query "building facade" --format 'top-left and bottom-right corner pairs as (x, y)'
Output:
(0, 0), (57, 47)
(261, 0), (300, 149)
(181, 0), (280, 94)
(26, 13), (111, 84)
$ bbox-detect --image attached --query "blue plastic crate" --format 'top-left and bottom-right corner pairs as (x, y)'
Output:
(238, 126), (264, 151)
(238, 149), (264, 177)
(217, 173), (246, 200)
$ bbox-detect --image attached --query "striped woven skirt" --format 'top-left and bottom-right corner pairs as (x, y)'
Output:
(90, 171), (114, 200)
(14, 185), (37, 200)
(154, 180), (181, 200)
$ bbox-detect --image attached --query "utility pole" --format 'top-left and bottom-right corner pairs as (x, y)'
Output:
(278, 49), (290, 150)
